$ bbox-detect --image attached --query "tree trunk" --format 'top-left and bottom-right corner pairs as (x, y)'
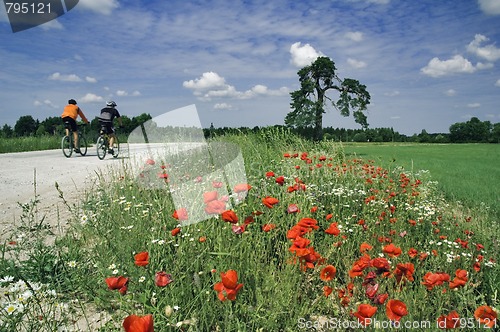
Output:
(313, 89), (324, 141)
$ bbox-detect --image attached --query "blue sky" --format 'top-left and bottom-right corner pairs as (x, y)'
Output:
(1, 0), (499, 135)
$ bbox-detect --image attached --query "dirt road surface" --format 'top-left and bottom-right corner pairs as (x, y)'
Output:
(0, 146), (130, 243)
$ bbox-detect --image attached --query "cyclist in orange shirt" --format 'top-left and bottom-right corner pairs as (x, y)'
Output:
(61, 99), (89, 153)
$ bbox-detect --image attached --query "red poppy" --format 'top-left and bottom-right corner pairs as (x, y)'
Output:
(324, 222), (340, 236)
(360, 242), (373, 253)
(474, 305), (497, 328)
(212, 181), (223, 188)
(349, 254), (371, 278)
(145, 159), (155, 165)
(262, 196), (279, 208)
(234, 183), (252, 193)
(320, 265), (337, 281)
(353, 304), (378, 326)
(296, 247), (323, 270)
(214, 269), (244, 301)
(262, 223), (276, 232)
(382, 243), (402, 258)
(203, 191), (218, 203)
(373, 293), (388, 305)
(289, 236), (311, 252)
(407, 248), (418, 258)
(221, 210), (239, 223)
(231, 224), (246, 234)
(155, 271), (173, 287)
(371, 257), (390, 272)
(275, 176), (285, 186)
(437, 310), (461, 329)
(122, 314), (154, 332)
(449, 269), (468, 289)
(323, 286), (333, 297)
(171, 227), (181, 236)
(297, 218), (319, 230)
(310, 206), (318, 213)
(105, 276), (129, 295)
(265, 171), (275, 177)
(393, 263), (415, 283)
(386, 299), (408, 321)
(421, 272), (450, 291)
(286, 225), (310, 239)
(134, 252), (149, 267)
(172, 208), (188, 221)
(287, 204), (300, 214)
(204, 200), (226, 214)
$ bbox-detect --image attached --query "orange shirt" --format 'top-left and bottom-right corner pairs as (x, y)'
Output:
(61, 104), (89, 123)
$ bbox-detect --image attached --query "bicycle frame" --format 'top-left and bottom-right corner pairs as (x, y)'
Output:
(62, 123), (87, 158)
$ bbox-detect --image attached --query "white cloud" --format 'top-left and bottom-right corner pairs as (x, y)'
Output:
(289, 42), (325, 68)
(86, 76), (97, 83)
(445, 89), (456, 96)
(40, 20), (63, 30)
(116, 90), (128, 96)
(214, 103), (233, 110)
(478, 0), (500, 15)
(48, 72), (82, 82)
(420, 55), (476, 77)
(80, 93), (104, 103)
(345, 31), (364, 42)
(34, 99), (57, 108)
(384, 90), (400, 97)
(132, 90), (141, 96)
(183, 72), (227, 90)
(467, 34), (500, 62)
(347, 58), (367, 69)
(184, 72), (288, 101)
(78, 0), (119, 15)
(495, 79), (500, 87)
(467, 103), (481, 108)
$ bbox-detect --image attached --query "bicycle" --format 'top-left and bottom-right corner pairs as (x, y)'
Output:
(61, 122), (88, 158)
(96, 120), (120, 160)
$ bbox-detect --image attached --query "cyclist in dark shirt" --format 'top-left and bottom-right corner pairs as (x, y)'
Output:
(99, 101), (123, 154)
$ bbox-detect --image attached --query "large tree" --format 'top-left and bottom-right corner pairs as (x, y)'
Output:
(285, 56), (371, 141)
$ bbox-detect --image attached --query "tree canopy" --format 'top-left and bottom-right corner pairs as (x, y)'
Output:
(285, 56), (371, 140)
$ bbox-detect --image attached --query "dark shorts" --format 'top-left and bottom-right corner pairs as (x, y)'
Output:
(62, 117), (77, 132)
(100, 121), (114, 135)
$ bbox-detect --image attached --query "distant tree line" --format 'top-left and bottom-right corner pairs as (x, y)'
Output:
(1, 115), (498, 143)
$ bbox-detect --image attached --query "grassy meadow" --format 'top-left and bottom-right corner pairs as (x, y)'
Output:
(1, 130), (499, 331)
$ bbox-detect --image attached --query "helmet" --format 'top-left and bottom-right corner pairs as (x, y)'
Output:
(106, 101), (117, 107)
(68, 99), (77, 105)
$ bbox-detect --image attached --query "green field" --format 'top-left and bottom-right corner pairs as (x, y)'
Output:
(343, 143), (500, 219)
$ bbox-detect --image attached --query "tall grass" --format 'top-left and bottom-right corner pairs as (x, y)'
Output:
(0, 136), (61, 153)
(1, 130), (498, 331)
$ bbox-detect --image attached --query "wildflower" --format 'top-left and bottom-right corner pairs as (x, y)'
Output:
(352, 304), (377, 326)
(324, 222), (340, 236)
(297, 218), (319, 230)
(371, 257), (390, 273)
(349, 254), (371, 278)
(199, 236), (207, 243)
(320, 265), (337, 281)
(139, 276), (146, 283)
(145, 158), (155, 165)
(275, 176), (285, 186)
(172, 208), (188, 221)
(105, 276), (129, 295)
(122, 314), (154, 332)
(213, 270), (244, 301)
(231, 224), (246, 234)
(203, 191), (218, 203)
(265, 171), (275, 177)
(437, 310), (461, 329)
(221, 210), (238, 223)
(205, 199), (227, 214)
(262, 223), (276, 232)
(382, 243), (402, 258)
(287, 204), (300, 214)
(474, 305), (497, 328)
(393, 263), (415, 283)
(0, 276), (14, 284)
(234, 183), (252, 193)
(134, 252), (149, 267)
(323, 286), (333, 297)
(421, 272), (450, 291)
(67, 261), (77, 268)
(360, 242), (373, 253)
(386, 299), (408, 321)
(262, 196), (279, 208)
(155, 272), (173, 287)
(449, 269), (468, 289)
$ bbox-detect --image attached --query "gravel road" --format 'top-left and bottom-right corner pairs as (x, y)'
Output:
(0, 145), (130, 242)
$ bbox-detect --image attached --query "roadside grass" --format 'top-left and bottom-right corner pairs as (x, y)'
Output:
(0, 136), (61, 153)
(342, 142), (500, 219)
(0, 130), (498, 331)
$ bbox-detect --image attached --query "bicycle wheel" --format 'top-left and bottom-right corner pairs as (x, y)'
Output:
(112, 137), (120, 158)
(79, 135), (88, 156)
(62, 136), (73, 158)
(96, 136), (107, 160)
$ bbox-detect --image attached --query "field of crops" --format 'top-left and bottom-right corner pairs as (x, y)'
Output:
(1, 131), (498, 331)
